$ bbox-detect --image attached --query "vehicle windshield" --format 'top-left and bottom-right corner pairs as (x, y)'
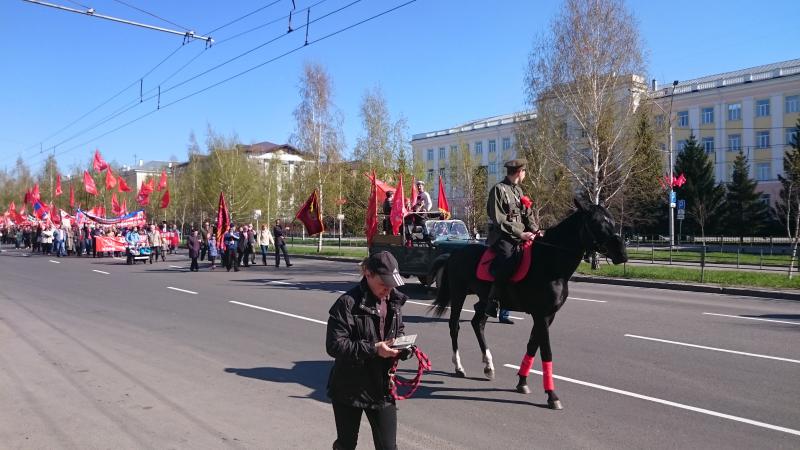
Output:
(426, 220), (470, 240)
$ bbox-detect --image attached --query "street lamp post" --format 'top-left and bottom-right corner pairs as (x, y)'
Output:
(653, 80), (680, 247)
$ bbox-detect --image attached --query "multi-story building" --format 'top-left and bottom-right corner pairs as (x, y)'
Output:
(652, 59), (800, 205)
(410, 113), (535, 216)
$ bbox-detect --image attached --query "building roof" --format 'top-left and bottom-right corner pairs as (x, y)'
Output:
(119, 160), (173, 173)
(411, 112), (536, 142)
(237, 141), (306, 157)
(652, 58), (800, 98)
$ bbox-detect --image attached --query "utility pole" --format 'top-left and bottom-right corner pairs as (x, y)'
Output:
(667, 80), (678, 248)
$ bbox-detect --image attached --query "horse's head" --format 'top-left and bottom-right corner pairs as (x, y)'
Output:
(574, 199), (628, 265)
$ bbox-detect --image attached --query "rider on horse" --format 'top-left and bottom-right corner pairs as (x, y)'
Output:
(485, 158), (536, 318)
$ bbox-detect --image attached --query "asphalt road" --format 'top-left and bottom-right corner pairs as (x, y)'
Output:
(1, 246), (799, 449)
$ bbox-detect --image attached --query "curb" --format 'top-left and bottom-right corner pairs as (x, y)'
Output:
(292, 253), (362, 264)
(571, 275), (800, 301)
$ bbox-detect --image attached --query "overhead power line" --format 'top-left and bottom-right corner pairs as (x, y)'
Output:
(33, 0), (418, 166)
(109, 0), (191, 31)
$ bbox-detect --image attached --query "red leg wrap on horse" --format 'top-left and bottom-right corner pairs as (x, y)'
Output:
(542, 361), (555, 391)
(518, 354), (535, 377)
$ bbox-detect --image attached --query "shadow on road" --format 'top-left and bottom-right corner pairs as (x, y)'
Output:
(224, 361), (331, 403)
(743, 314), (800, 321)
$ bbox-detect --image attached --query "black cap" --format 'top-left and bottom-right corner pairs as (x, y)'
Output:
(365, 251), (405, 288)
(504, 158), (528, 169)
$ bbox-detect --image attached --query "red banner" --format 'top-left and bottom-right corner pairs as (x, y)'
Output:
(295, 189), (324, 236)
(93, 149), (109, 172)
(94, 236), (126, 253)
(55, 175), (63, 196)
(84, 171), (98, 196)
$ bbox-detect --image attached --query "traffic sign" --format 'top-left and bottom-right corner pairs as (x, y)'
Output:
(677, 210), (685, 220)
(670, 191), (676, 204)
(677, 200), (686, 210)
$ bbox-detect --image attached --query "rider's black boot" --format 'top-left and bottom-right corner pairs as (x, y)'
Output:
(485, 283), (501, 318)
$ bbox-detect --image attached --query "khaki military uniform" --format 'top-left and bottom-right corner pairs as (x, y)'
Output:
(486, 178), (534, 283)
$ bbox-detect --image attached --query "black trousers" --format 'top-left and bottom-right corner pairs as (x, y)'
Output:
(332, 402), (397, 450)
(225, 247), (238, 271)
(200, 244), (207, 261)
(490, 238), (518, 282)
(275, 243), (291, 267)
(190, 257), (199, 271)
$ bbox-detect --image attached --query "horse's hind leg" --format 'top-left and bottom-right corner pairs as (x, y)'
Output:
(449, 289), (467, 378)
(470, 301), (494, 380)
(515, 318), (541, 394)
(534, 314), (561, 409)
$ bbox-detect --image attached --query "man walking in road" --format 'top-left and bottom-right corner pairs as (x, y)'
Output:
(273, 219), (292, 268)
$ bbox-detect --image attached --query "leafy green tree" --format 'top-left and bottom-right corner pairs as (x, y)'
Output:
(723, 150), (770, 240)
(674, 134), (725, 242)
(775, 117), (800, 277)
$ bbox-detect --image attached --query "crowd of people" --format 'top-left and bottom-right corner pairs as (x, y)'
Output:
(0, 218), (294, 272)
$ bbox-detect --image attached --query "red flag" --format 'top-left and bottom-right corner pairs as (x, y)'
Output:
(105, 168), (117, 190)
(365, 170), (378, 246)
(55, 175), (63, 196)
(50, 203), (60, 225)
(32, 184), (41, 202)
(438, 175), (451, 219)
(160, 189), (170, 209)
(24, 190), (31, 205)
(8, 201), (15, 212)
(216, 192), (230, 251)
(111, 193), (121, 216)
(145, 177), (155, 194)
(157, 169), (167, 192)
(120, 199), (128, 215)
(390, 174), (407, 235)
(295, 190), (324, 236)
(93, 149), (109, 172)
(136, 183), (151, 206)
(69, 184), (75, 208)
(83, 171), (98, 196)
(410, 176), (418, 210)
(117, 176), (131, 192)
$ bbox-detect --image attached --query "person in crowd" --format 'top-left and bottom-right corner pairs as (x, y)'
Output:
(41, 224), (54, 255)
(241, 224), (253, 267)
(200, 221), (210, 262)
(247, 224), (258, 265)
(91, 225), (103, 258)
(257, 224), (274, 266)
(148, 224), (162, 264)
(273, 219), (292, 268)
(236, 225), (248, 268)
(207, 232), (218, 270)
(414, 180), (432, 212)
(125, 225), (141, 264)
(15, 227), (22, 249)
(187, 229), (201, 272)
(52, 225), (63, 257)
(64, 224), (74, 256)
(326, 251), (408, 450)
(33, 225), (42, 253)
(223, 225), (240, 272)
(382, 190), (394, 234)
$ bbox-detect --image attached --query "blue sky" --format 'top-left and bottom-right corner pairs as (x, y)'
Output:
(2, 0), (799, 173)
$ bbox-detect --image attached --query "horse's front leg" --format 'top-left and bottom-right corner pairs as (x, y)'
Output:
(517, 314), (562, 409)
(449, 294), (466, 378)
(470, 300), (494, 380)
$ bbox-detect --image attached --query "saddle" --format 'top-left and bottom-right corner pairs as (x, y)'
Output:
(476, 237), (536, 283)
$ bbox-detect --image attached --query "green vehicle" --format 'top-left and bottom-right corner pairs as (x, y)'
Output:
(369, 215), (476, 289)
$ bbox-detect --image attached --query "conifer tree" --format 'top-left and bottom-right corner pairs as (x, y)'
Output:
(776, 117), (800, 277)
(724, 150), (770, 240)
(674, 134), (725, 241)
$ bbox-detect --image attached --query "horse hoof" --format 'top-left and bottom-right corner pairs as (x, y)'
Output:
(455, 369), (466, 378)
(548, 399), (563, 410)
(516, 384), (530, 394)
(484, 367), (495, 380)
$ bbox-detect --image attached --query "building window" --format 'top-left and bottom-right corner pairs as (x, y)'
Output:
(488, 163), (496, 174)
(728, 134), (741, 152)
(462, 142), (469, 153)
(427, 149), (433, 161)
(677, 111), (689, 127)
(427, 169), (434, 182)
(677, 140), (687, 152)
(702, 107), (714, 124)
(756, 131), (770, 149)
(450, 145), (458, 155)
(702, 137), (714, 153)
(787, 95), (800, 113)
(654, 115), (665, 129)
(475, 141), (483, 155)
(756, 99), (770, 117)
(488, 140), (496, 153)
(788, 128), (798, 147)
(502, 137), (511, 151)
(579, 128), (588, 138)
(438, 147), (445, 159)
(727, 103), (741, 121)
(756, 163), (771, 181)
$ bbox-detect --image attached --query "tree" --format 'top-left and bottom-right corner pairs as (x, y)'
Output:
(724, 150), (770, 241)
(614, 109), (665, 235)
(291, 62), (344, 250)
(525, 0), (647, 208)
(674, 135), (725, 242)
(775, 117), (800, 277)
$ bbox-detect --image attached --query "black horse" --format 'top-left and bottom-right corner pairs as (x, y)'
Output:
(431, 199), (628, 409)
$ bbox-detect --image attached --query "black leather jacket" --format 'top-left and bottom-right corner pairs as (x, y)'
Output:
(326, 279), (406, 409)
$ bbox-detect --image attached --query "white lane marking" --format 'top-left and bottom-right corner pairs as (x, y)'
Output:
(167, 287), (198, 295)
(504, 364), (800, 437)
(169, 265), (183, 269)
(270, 280), (292, 285)
(703, 312), (800, 326)
(338, 272), (360, 276)
(49, 260), (60, 264)
(625, 334), (800, 365)
(569, 296), (607, 303)
(92, 270), (110, 275)
(405, 300), (524, 321)
(229, 301), (327, 325)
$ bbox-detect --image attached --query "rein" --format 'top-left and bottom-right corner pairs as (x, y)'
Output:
(388, 346), (431, 400)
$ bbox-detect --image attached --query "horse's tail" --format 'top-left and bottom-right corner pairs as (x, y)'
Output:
(430, 255), (451, 318)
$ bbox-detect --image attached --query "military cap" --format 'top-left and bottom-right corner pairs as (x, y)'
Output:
(415, 180), (425, 186)
(504, 158), (528, 169)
